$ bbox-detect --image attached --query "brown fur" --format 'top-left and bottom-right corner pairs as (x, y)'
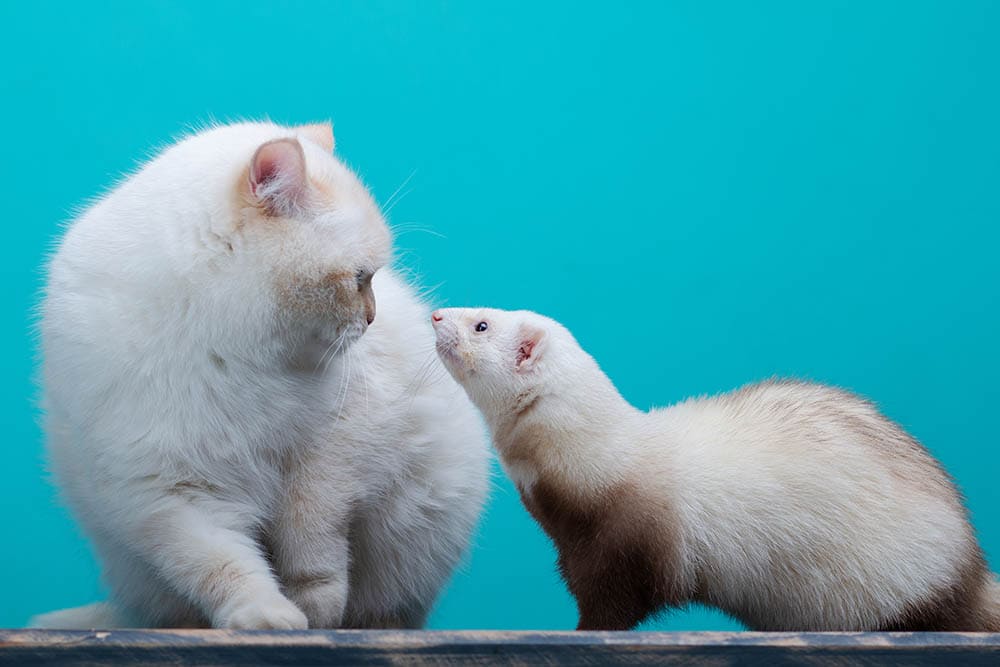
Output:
(494, 417), (544, 470)
(880, 548), (1000, 631)
(495, 404), (690, 630)
(520, 478), (688, 630)
(277, 270), (372, 323)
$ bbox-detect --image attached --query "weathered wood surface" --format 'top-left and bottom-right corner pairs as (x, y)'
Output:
(2, 630), (1000, 666)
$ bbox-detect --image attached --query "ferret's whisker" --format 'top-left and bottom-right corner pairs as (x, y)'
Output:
(405, 354), (437, 394)
(405, 350), (447, 403)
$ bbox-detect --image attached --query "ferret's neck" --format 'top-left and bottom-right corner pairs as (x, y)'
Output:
(489, 362), (642, 497)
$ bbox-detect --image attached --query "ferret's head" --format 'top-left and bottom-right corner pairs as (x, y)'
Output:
(431, 308), (570, 421)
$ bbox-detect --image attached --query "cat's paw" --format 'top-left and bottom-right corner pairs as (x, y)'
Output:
(215, 592), (308, 630)
(286, 577), (348, 629)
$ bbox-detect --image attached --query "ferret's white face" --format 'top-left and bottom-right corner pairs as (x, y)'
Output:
(431, 308), (551, 418)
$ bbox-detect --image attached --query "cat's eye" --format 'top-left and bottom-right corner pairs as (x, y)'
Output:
(474, 321), (488, 333)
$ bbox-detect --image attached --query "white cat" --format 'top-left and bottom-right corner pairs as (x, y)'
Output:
(33, 121), (489, 629)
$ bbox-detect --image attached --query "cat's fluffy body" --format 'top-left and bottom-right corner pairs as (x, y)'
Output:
(432, 307), (999, 631)
(35, 122), (489, 629)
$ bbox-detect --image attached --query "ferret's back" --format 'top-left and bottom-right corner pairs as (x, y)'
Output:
(650, 379), (974, 630)
(665, 379), (947, 482)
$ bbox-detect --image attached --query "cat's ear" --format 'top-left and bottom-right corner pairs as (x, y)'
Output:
(297, 122), (334, 152)
(248, 138), (308, 216)
(515, 324), (547, 373)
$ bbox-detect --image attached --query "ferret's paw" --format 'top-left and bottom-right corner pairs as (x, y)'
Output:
(286, 578), (348, 629)
(215, 592), (308, 630)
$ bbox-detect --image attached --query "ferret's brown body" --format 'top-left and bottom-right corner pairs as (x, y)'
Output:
(520, 479), (684, 630)
(522, 472), (999, 631)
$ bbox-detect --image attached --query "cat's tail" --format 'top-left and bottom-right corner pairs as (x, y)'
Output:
(29, 601), (128, 629)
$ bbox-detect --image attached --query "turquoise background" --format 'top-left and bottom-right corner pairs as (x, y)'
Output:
(2, 1), (998, 630)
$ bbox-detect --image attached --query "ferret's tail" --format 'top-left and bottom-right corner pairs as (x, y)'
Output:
(29, 601), (128, 629)
(975, 579), (1000, 632)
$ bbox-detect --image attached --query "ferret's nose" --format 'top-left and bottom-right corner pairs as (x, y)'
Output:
(431, 310), (443, 323)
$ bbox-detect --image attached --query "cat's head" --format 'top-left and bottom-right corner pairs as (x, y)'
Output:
(193, 122), (392, 367)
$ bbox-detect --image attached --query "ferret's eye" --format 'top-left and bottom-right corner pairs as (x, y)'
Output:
(474, 321), (489, 333)
(355, 270), (370, 288)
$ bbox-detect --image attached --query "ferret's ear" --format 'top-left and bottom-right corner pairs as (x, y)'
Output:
(296, 122), (334, 152)
(515, 325), (547, 373)
(249, 138), (308, 216)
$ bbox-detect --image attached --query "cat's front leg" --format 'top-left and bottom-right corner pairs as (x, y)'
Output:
(270, 457), (357, 629)
(276, 532), (350, 629)
(134, 496), (308, 630)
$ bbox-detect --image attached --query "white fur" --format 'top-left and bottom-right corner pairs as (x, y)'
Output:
(35, 122), (489, 629)
(433, 307), (994, 631)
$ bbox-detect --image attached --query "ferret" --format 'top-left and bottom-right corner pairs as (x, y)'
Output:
(431, 307), (1000, 631)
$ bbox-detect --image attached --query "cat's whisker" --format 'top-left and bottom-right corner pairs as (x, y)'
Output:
(381, 169), (417, 213)
(334, 352), (349, 410)
(359, 353), (371, 421)
(316, 335), (338, 372)
(391, 221), (447, 239)
(315, 329), (348, 373)
(315, 332), (339, 372)
(383, 188), (413, 215)
(416, 281), (447, 302)
(334, 346), (353, 422)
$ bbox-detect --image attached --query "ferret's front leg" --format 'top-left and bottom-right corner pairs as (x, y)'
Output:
(270, 451), (357, 629)
(575, 598), (650, 631)
(568, 553), (668, 631)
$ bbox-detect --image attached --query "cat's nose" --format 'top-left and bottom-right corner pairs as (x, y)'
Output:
(431, 310), (443, 323)
(361, 286), (376, 326)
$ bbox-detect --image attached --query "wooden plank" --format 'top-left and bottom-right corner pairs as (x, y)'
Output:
(1, 630), (999, 666)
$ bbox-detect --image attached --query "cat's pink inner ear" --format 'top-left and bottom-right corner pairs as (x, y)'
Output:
(249, 138), (307, 214)
(516, 325), (547, 372)
(296, 122), (335, 152)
